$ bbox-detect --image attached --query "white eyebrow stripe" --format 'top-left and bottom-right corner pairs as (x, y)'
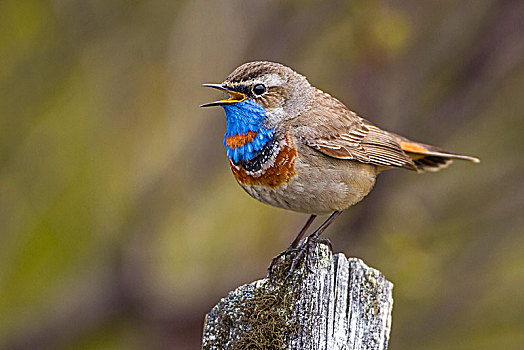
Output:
(262, 74), (285, 87)
(239, 74), (285, 88)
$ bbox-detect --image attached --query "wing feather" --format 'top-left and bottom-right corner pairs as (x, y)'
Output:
(308, 116), (417, 170)
(295, 89), (477, 172)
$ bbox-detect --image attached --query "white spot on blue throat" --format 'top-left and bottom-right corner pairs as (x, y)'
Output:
(222, 99), (275, 163)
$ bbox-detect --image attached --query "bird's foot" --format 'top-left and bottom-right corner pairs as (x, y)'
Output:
(267, 246), (302, 283)
(267, 236), (332, 283)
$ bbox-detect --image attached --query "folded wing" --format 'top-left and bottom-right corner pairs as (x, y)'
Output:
(304, 91), (479, 173)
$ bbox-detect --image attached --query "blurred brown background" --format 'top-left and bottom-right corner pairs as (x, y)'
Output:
(1, 0), (523, 349)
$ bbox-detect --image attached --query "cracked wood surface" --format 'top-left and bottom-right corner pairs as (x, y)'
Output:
(202, 243), (393, 349)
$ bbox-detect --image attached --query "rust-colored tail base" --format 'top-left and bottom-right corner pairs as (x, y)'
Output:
(399, 140), (480, 173)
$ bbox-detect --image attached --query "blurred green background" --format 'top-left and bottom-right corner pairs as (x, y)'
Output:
(1, 0), (523, 349)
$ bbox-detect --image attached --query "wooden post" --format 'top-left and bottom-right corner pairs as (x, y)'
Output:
(202, 242), (394, 349)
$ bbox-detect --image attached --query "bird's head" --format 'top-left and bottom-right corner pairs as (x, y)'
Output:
(201, 61), (312, 164)
(201, 61), (312, 129)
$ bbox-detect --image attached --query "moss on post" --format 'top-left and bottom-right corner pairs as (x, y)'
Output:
(202, 243), (393, 350)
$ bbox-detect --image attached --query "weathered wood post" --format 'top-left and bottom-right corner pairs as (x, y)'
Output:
(202, 242), (394, 349)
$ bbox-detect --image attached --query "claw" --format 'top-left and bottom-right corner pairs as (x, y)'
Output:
(267, 246), (303, 282)
(268, 236), (329, 283)
(284, 247), (307, 280)
(267, 211), (342, 283)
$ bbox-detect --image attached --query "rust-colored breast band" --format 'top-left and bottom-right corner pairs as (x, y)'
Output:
(226, 131), (258, 149)
(231, 135), (297, 188)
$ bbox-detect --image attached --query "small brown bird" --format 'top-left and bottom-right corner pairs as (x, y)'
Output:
(201, 61), (479, 268)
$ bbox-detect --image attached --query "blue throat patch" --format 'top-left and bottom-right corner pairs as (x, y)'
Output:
(222, 99), (275, 164)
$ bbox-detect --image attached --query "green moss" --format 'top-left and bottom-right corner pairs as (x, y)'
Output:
(203, 252), (308, 349)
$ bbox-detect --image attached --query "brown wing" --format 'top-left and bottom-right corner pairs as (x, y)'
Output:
(310, 119), (481, 172)
(308, 112), (417, 170)
(294, 90), (415, 170)
(299, 89), (478, 172)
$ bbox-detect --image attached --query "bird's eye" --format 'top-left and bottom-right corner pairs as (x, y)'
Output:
(252, 84), (266, 96)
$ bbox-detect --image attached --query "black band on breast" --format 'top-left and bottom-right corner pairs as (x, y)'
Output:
(233, 134), (278, 172)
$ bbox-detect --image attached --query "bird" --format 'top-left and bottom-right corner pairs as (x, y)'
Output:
(201, 61), (479, 275)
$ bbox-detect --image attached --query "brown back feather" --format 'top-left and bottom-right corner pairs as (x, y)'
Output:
(300, 90), (416, 170)
(299, 89), (479, 173)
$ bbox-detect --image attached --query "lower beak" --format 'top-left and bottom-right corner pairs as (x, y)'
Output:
(200, 83), (247, 107)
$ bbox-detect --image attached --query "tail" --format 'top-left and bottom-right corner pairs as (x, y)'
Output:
(396, 137), (479, 173)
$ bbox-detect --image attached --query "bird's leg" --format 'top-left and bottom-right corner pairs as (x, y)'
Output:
(290, 214), (317, 248)
(286, 211), (342, 276)
(304, 211), (342, 244)
(268, 211), (343, 282)
(268, 215), (316, 280)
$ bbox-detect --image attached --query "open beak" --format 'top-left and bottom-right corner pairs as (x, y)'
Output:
(200, 83), (246, 107)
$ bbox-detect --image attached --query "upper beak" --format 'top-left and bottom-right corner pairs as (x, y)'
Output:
(200, 83), (247, 107)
